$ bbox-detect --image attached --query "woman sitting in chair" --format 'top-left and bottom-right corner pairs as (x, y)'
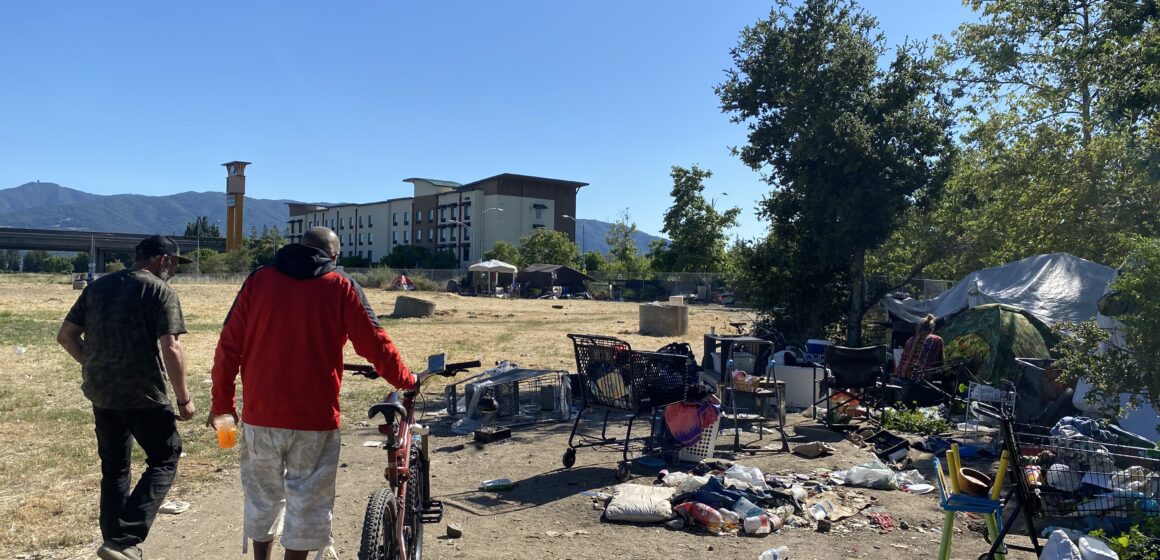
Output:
(896, 314), (946, 406)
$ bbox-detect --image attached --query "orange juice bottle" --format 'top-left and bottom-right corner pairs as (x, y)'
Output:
(214, 415), (237, 449)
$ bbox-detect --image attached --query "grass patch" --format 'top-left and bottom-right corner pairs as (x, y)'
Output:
(0, 310), (60, 347)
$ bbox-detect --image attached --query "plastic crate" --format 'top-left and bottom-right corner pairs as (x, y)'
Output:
(678, 416), (721, 463)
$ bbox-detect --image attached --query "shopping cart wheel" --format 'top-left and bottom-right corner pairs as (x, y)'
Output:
(615, 462), (631, 482)
(562, 448), (576, 469)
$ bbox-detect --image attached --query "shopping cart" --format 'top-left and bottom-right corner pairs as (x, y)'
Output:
(975, 404), (1160, 559)
(564, 333), (690, 481)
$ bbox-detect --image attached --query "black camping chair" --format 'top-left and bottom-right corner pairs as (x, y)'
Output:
(813, 345), (895, 430)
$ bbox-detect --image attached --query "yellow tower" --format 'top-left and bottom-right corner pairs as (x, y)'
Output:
(222, 161), (250, 252)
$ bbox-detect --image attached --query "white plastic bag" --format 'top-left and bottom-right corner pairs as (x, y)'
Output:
(725, 464), (770, 491)
(1077, 535), (1120, 560)
(1039, 529), (1081, 560)
(844, 459), (898, 490)
(675, 474), (711, 494)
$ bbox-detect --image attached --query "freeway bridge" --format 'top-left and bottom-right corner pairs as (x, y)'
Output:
(0, 227), (226, 272)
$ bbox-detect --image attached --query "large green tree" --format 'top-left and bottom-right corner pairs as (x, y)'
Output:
(483, 241), (522, 267)
(650, 165), (740, 272)
(924, 0), (1160, 274)
(517, 228), (580, 268)
(717, 0), (955, 343)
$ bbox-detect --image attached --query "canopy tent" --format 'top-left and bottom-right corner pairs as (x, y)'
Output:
(468, 259), (518, 274)
(468, 259), (518, 295)
(939, 303), (1059, 384)
(516, 263), (594, 297)
(883, 253), (1116, 326)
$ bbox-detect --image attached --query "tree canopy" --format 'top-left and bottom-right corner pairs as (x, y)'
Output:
(517, 228), (581, 268)
(718, 0), (955, 342)
(650, 165), (740, 273)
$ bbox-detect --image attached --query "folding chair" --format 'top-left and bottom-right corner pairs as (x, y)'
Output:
(812, 345), (895, 429)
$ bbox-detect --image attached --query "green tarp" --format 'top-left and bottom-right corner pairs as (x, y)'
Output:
(939, 303), (1059, 384)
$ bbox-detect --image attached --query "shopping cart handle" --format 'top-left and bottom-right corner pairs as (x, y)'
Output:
(972, 401), (1004, 421)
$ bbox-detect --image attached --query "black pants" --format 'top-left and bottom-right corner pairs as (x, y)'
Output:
(93, 406), (183, 547)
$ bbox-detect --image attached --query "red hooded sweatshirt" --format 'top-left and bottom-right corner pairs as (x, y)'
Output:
(210, 244), (415, 431)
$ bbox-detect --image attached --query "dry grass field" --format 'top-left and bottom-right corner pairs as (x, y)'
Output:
(0, 274), (743, 558)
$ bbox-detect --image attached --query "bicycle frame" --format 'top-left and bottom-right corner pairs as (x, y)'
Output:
(377, 387), (424, 560)
(350, 356), (478, 560)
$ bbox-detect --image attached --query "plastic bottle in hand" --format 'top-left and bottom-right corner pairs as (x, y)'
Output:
(758, 546), (790, 560)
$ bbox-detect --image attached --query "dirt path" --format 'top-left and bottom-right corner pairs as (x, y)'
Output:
(142, 413), (1039, 560)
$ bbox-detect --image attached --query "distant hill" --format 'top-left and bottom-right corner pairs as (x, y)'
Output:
(0, 182), (293, 235)
(576, 218), (666, 256)
(0, 182), (665, 254)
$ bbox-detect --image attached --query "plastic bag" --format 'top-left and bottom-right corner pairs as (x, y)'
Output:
(675, 474), (711, 494)
(844, 460), (898, 490)
(725, 464), (770, 491)
(1077, 536), (1120, 560)
(1039, 529), (1081, 560)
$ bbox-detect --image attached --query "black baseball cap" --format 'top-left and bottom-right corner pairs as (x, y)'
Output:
(136, 235), (194, 264)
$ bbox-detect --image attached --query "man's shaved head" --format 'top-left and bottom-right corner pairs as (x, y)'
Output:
(302, 227), (340, 258)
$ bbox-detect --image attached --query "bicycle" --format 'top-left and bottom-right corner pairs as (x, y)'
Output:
(345, 354), (481, 560)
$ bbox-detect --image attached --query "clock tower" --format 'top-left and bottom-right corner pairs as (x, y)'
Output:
(222, 161), (250, 252)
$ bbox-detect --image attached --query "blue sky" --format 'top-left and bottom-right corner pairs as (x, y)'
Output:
(0, 1), (976, 239)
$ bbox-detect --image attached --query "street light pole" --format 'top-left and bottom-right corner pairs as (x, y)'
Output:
(561, 214), (583, 254)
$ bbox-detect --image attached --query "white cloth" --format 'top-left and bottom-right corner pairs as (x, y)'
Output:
(241, 424), (341, 552)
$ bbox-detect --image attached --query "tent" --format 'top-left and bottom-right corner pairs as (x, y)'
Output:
(516, 263), (594, 297)
(468, 259), (518, 295)
(883, 253), (1117, 326)
(389, 275), (414, 291)
(938, 303), (1059, 384)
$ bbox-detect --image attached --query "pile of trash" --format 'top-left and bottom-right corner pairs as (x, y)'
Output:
(589, 456), (931, 541)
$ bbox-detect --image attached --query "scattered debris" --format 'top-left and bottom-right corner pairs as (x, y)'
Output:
(159, 500), (190, 514)
(445, 523), (463, 539)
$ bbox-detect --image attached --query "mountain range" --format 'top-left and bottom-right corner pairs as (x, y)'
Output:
(0, 182), (663, 255)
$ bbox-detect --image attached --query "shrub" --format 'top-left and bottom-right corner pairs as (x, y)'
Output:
(881, 407), (951, 435)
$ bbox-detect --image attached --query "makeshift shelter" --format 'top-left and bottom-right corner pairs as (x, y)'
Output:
(389, 274), (415, 291)
(468, 259), (518, 295)
(883, 253), (1116, 327)
(938, 304), (1059, 384)
(516, 263), (594, 297)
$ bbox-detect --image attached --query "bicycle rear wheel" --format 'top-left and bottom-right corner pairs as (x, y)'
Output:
(358, 487), (398, 560)
(403, 445), (425, 560)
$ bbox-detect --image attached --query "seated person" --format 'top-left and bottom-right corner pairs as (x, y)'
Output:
(895, 314), (946, 406)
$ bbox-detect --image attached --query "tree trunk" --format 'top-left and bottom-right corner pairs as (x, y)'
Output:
(847, 248), (865, 346)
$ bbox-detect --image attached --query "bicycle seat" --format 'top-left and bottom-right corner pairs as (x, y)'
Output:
(368, 392), (406, 425)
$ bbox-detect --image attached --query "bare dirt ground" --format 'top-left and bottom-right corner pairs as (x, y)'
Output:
(0, 277), (1039, 559)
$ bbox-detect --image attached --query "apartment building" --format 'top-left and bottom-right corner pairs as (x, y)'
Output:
(285, 173), (587, 265)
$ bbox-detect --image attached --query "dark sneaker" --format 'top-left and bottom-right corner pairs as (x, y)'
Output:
(97, 542), (143, 560)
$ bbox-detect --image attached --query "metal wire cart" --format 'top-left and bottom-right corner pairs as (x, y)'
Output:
(564, 333), (690, 481)
(444, 362), (572, 432)
(976, 404), (1160, 558)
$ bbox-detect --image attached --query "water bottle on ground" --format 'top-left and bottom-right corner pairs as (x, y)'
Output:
(758, 546), (789, 560)
(743, 514), (771, 535)
(808, 499), (834, 521)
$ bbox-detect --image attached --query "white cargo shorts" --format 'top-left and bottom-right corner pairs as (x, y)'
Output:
(240, 424), (341, 552)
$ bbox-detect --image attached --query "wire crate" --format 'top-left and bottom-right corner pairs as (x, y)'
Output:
(1011, 422), (1160, 520)
(958, 381), (1017, 453)
(448, 364), (572, 432)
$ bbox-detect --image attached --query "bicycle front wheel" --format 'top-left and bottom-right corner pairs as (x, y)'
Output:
(358, 487), (398, 560)
(403, 445), (426, 560)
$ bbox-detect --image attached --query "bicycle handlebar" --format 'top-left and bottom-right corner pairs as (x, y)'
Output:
(343, 360), (482, 382)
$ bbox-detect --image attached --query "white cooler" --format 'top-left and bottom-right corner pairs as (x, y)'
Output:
(771, 364), (824, 409)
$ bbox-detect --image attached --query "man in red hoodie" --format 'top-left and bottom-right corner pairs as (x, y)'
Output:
(209, 226), (416, 560)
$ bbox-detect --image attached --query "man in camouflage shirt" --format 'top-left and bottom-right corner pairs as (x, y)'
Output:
(57, 235), (197, 560)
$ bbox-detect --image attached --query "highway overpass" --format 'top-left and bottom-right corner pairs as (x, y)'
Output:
(0, 227), (226, 272)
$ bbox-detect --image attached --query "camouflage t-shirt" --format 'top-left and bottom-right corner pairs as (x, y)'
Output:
(65, 269), (187, 410)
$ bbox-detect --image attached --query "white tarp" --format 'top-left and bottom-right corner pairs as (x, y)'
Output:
(882, 253), (1116, 325)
